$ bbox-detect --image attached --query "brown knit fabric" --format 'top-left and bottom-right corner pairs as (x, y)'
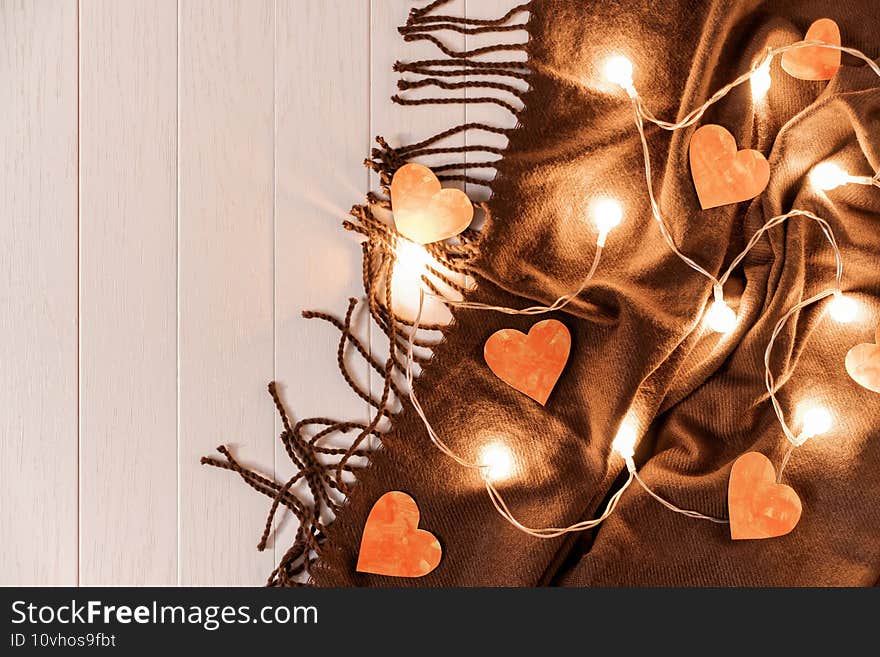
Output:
(305, 0), (880, 587)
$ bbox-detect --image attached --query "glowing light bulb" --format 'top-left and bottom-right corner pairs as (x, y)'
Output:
(394, 239), (431, 282)
(479, 441), (514, 482)
(612, 417), (639, 460)
(828, 292), (858, 323)
(590, 197), (623, 246)
(603, 55), (634, 91)
(705, 299), (738, 334)
(810, 162), (851, 191)
(796, 405), (834, 444)
(750, 61), (772, 101)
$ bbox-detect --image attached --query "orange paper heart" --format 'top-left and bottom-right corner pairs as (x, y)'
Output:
(356, 491), (441, 578)
(728, 452), (802, 540)
(390, 162), (473, 245)
(689, 124), (770, 210)
(484, 319), (571, 405)
(845, 323), (880, 393)
(781, 18), (841, 81)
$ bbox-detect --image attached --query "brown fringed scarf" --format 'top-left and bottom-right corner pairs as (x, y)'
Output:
(203, 0), (880, 586)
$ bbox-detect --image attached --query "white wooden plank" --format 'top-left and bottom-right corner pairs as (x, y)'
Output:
(78, 0), (178, 585)
(178, 0), (275, 585)
(273, 0), (372, 561)
(0, 0), (78, 585)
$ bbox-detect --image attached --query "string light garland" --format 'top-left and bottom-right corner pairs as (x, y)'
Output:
(396, 32), (879, 538)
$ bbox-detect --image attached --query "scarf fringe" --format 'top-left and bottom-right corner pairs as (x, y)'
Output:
(201, 0), (531, 586)
(390, 1), (530, 124)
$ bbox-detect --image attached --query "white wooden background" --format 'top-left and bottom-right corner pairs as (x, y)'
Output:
(1, 0), (524, 585)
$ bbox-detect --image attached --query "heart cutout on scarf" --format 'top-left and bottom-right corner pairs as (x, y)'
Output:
(484, 319), (571, 406)
(689, 124), (771, 210)
(390, 162), (473, 244)
(781, 18), (841, 81)
(356, 491), (442, 577)
(845, 323), (880, 393)
(728, 452), (802, 540)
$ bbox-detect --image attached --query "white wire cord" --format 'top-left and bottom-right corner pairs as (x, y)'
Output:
(637, 42), (880, 133)
(424, 243), (604, 315)
(718, 210), (843, 291)
(632, 470), (728, 524)
(631, 97), (720, 284)
(756, 211), (844, 462)
(485, 468), (634, 538)
(777, 443), (797, 484)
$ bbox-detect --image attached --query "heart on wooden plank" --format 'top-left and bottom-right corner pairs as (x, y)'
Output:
(781, 18), (841, 81)
(845, 323), (880, 393)
(484, 319), (571, 406)
(356, 491), (441, 578)
(728, 452), (802, 540)
(390, 162), (473, 245)
(689, 124), (770, 210)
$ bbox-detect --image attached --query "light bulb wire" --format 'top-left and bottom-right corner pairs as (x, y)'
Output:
(637, 41), (880, 132)
(405, 288), (485, 473)
(423, 239), (604, 316)
(764, 287), (839, 446)
(631, 98), (719, 285)
(632, 470), (728, 524)
(756, 214), (844, 451)
(757, 212), (843, 455)
(717, 210), (843, 290)
(777, 443), (796, 484)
